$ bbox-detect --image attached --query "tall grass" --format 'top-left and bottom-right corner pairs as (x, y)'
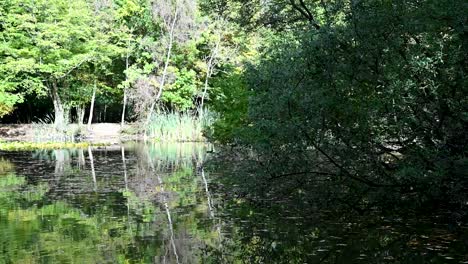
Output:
(146, 110), (215, 142)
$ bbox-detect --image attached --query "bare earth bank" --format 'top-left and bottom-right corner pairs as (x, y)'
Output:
(0, 123), (138, 143)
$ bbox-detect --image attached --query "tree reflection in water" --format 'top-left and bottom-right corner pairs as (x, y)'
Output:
(0, 143), (466, 263)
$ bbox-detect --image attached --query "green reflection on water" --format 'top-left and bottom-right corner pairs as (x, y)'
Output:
(0, 143), (216, 264)
(0, 143), (466, 264)
(0, 169), (133, 263)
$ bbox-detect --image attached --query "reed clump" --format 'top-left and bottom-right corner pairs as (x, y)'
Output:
(146, 111), (215, 142)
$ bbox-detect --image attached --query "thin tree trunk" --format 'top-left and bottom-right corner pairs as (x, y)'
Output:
(200, 35), (220, 118)
(121, 42), (130, 128)
(87, 79), (97, 130)
(121, 90), (127, 127)
(145, 7), (179, 137)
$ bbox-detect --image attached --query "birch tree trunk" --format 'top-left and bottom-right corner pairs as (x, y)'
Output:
(121, 41), (130, 128)
(144, 7), (179, 137)
(121, 90), (127, 127)
(87, 79), (97, 130)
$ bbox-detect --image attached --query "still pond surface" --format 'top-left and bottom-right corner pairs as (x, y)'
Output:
(0, 142), (467, 263)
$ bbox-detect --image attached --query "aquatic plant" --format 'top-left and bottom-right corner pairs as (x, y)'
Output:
(146, 110), (215, 142)
(0, 142), (108, 151)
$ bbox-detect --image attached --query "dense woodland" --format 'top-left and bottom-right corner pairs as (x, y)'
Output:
(1, 0), (467, 212)
(0, 0), (240, 128)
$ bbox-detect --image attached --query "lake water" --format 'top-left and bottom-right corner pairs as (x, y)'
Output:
(0, 142), (466, 263)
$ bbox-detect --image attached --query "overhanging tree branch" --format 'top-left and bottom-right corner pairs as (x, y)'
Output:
(289, 0), (321, 29)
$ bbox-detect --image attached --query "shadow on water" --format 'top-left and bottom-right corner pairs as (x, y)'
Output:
(0, 142), (467, 263)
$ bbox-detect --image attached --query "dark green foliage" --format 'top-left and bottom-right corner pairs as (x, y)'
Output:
(208, 68), (249, 143)
(209, 0), (468, 210)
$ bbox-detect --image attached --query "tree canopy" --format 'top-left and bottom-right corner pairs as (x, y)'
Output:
(0, 0), (237, 127)
(203, 0), (468, 210)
